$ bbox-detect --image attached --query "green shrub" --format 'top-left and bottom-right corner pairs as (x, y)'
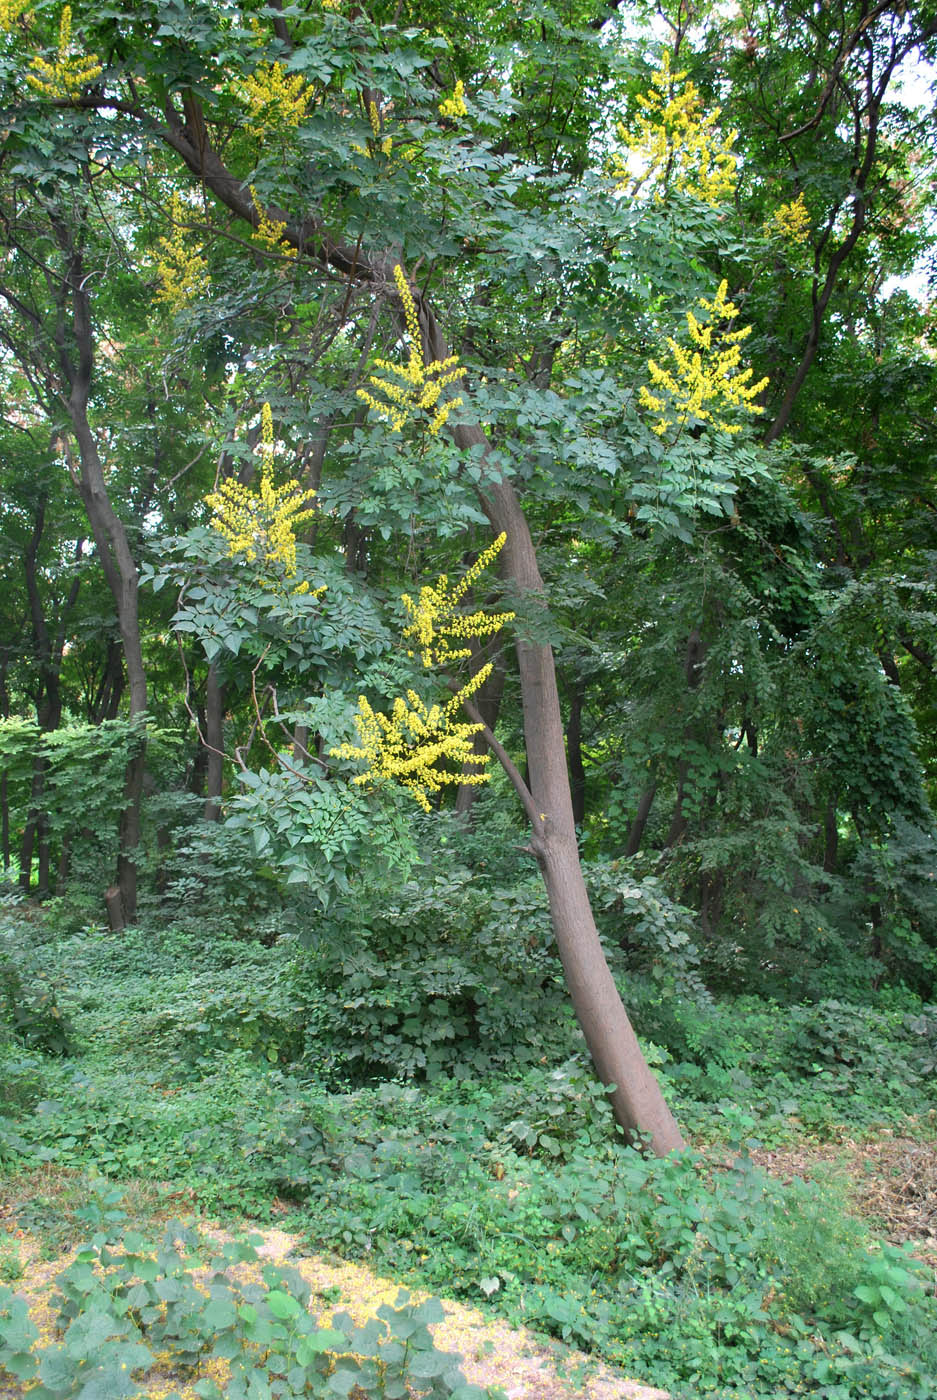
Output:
(291, 867), (571, 1082)
(0, 958), (73, 1056)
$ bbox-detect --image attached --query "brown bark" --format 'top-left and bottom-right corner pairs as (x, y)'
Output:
(55, 231), (148, 921)
(105, 885), (125, 932)
(447, 420), (683, 1153)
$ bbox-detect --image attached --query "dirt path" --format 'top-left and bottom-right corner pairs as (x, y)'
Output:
(0, 1222), (670, 1400)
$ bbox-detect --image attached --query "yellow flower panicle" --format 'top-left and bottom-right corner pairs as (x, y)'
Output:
(612, 50), (737, 207)
(249, 186), (296, 257)
(242, 61), (309, 136)
(357, 266), (465, 435)
(0, 0), (29, 32)
(205, 402), (318, 591)
(401, 533), (514, 669)
(438, 79), (467, 120)
(638, 280), (769, 436)
(27, 6), (103, 100)
(321, 0), (341, 9)
(330, 687), (489, 813)
(764, 191), (811, 244)
(331, 535), (514, 811)
(155, 194), (210, 313)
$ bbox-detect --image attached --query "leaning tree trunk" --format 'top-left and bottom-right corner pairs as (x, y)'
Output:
(449, 415), (685, 1154)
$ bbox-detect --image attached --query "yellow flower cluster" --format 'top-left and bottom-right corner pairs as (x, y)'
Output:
(332, 535), (513, 811)
(330, 687), (489, 812)
(401, 533), (514, 668)
(764, 191), (811, 244)
(322, 0), (341, 8)
(638, 280), (769, 436)
(612, 50), (737, 207)
(249, 186), (296, 256)
(154, 194), (210, 313)
(205, 402), (317, 588)
(27, 6), (102, 100)
(0, 0), (29, 32)
(242, 61), (309, 136)
(438, 79), (467, 120)
(357, 266), (464, 435)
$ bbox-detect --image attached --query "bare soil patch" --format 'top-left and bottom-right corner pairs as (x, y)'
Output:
(751, 1131), (937, 1271)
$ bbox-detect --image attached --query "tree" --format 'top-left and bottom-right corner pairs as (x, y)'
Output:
(2, 0), (935, 1143)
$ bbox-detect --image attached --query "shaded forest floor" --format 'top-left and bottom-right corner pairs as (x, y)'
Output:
(2, 901), (936, 1399)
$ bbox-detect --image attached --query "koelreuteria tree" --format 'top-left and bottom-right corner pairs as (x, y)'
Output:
(4, 0), (934, 1149)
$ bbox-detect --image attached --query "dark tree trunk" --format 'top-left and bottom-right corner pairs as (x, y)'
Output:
(202, 662), (225, 822)
(18, 758), (44, 896)
(454, 648), (506, 818)
(566, 682), (586, 830)
(764, 35), (917, 444)
(823, 801), (839, 873)
(625, 782), (657, 858)
(57, 235), (148, 923)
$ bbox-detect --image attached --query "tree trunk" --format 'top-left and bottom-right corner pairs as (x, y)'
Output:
(625, 782), (657, 857)
(58, 237), (148, 922)
(202, 662), (225, 822)
(823, 801), (839, 873)
(158, 101), (683, 1153)
(18, 756), (46, 896)
(451, 443), (684, 1154)
(566, 682), (586, 830)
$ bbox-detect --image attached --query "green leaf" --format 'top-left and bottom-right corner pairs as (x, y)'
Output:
(265, 1289), (301, 1321)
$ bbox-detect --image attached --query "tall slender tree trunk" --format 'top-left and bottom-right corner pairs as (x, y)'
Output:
(202, 662), (225, 822)
(625, 781), (657, 857)
(566, 681), (587, 830)
(159, 98), (683, 1152)
(57, 233), (148, 923)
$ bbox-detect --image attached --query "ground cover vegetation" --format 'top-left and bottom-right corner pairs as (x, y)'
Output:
(1, 0), (937, 1395)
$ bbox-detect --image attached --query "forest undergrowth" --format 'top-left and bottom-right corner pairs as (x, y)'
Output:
(2, 845), (937, 1400)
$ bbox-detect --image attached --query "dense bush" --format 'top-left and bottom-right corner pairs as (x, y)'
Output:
(289, 867), (571, 1082)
